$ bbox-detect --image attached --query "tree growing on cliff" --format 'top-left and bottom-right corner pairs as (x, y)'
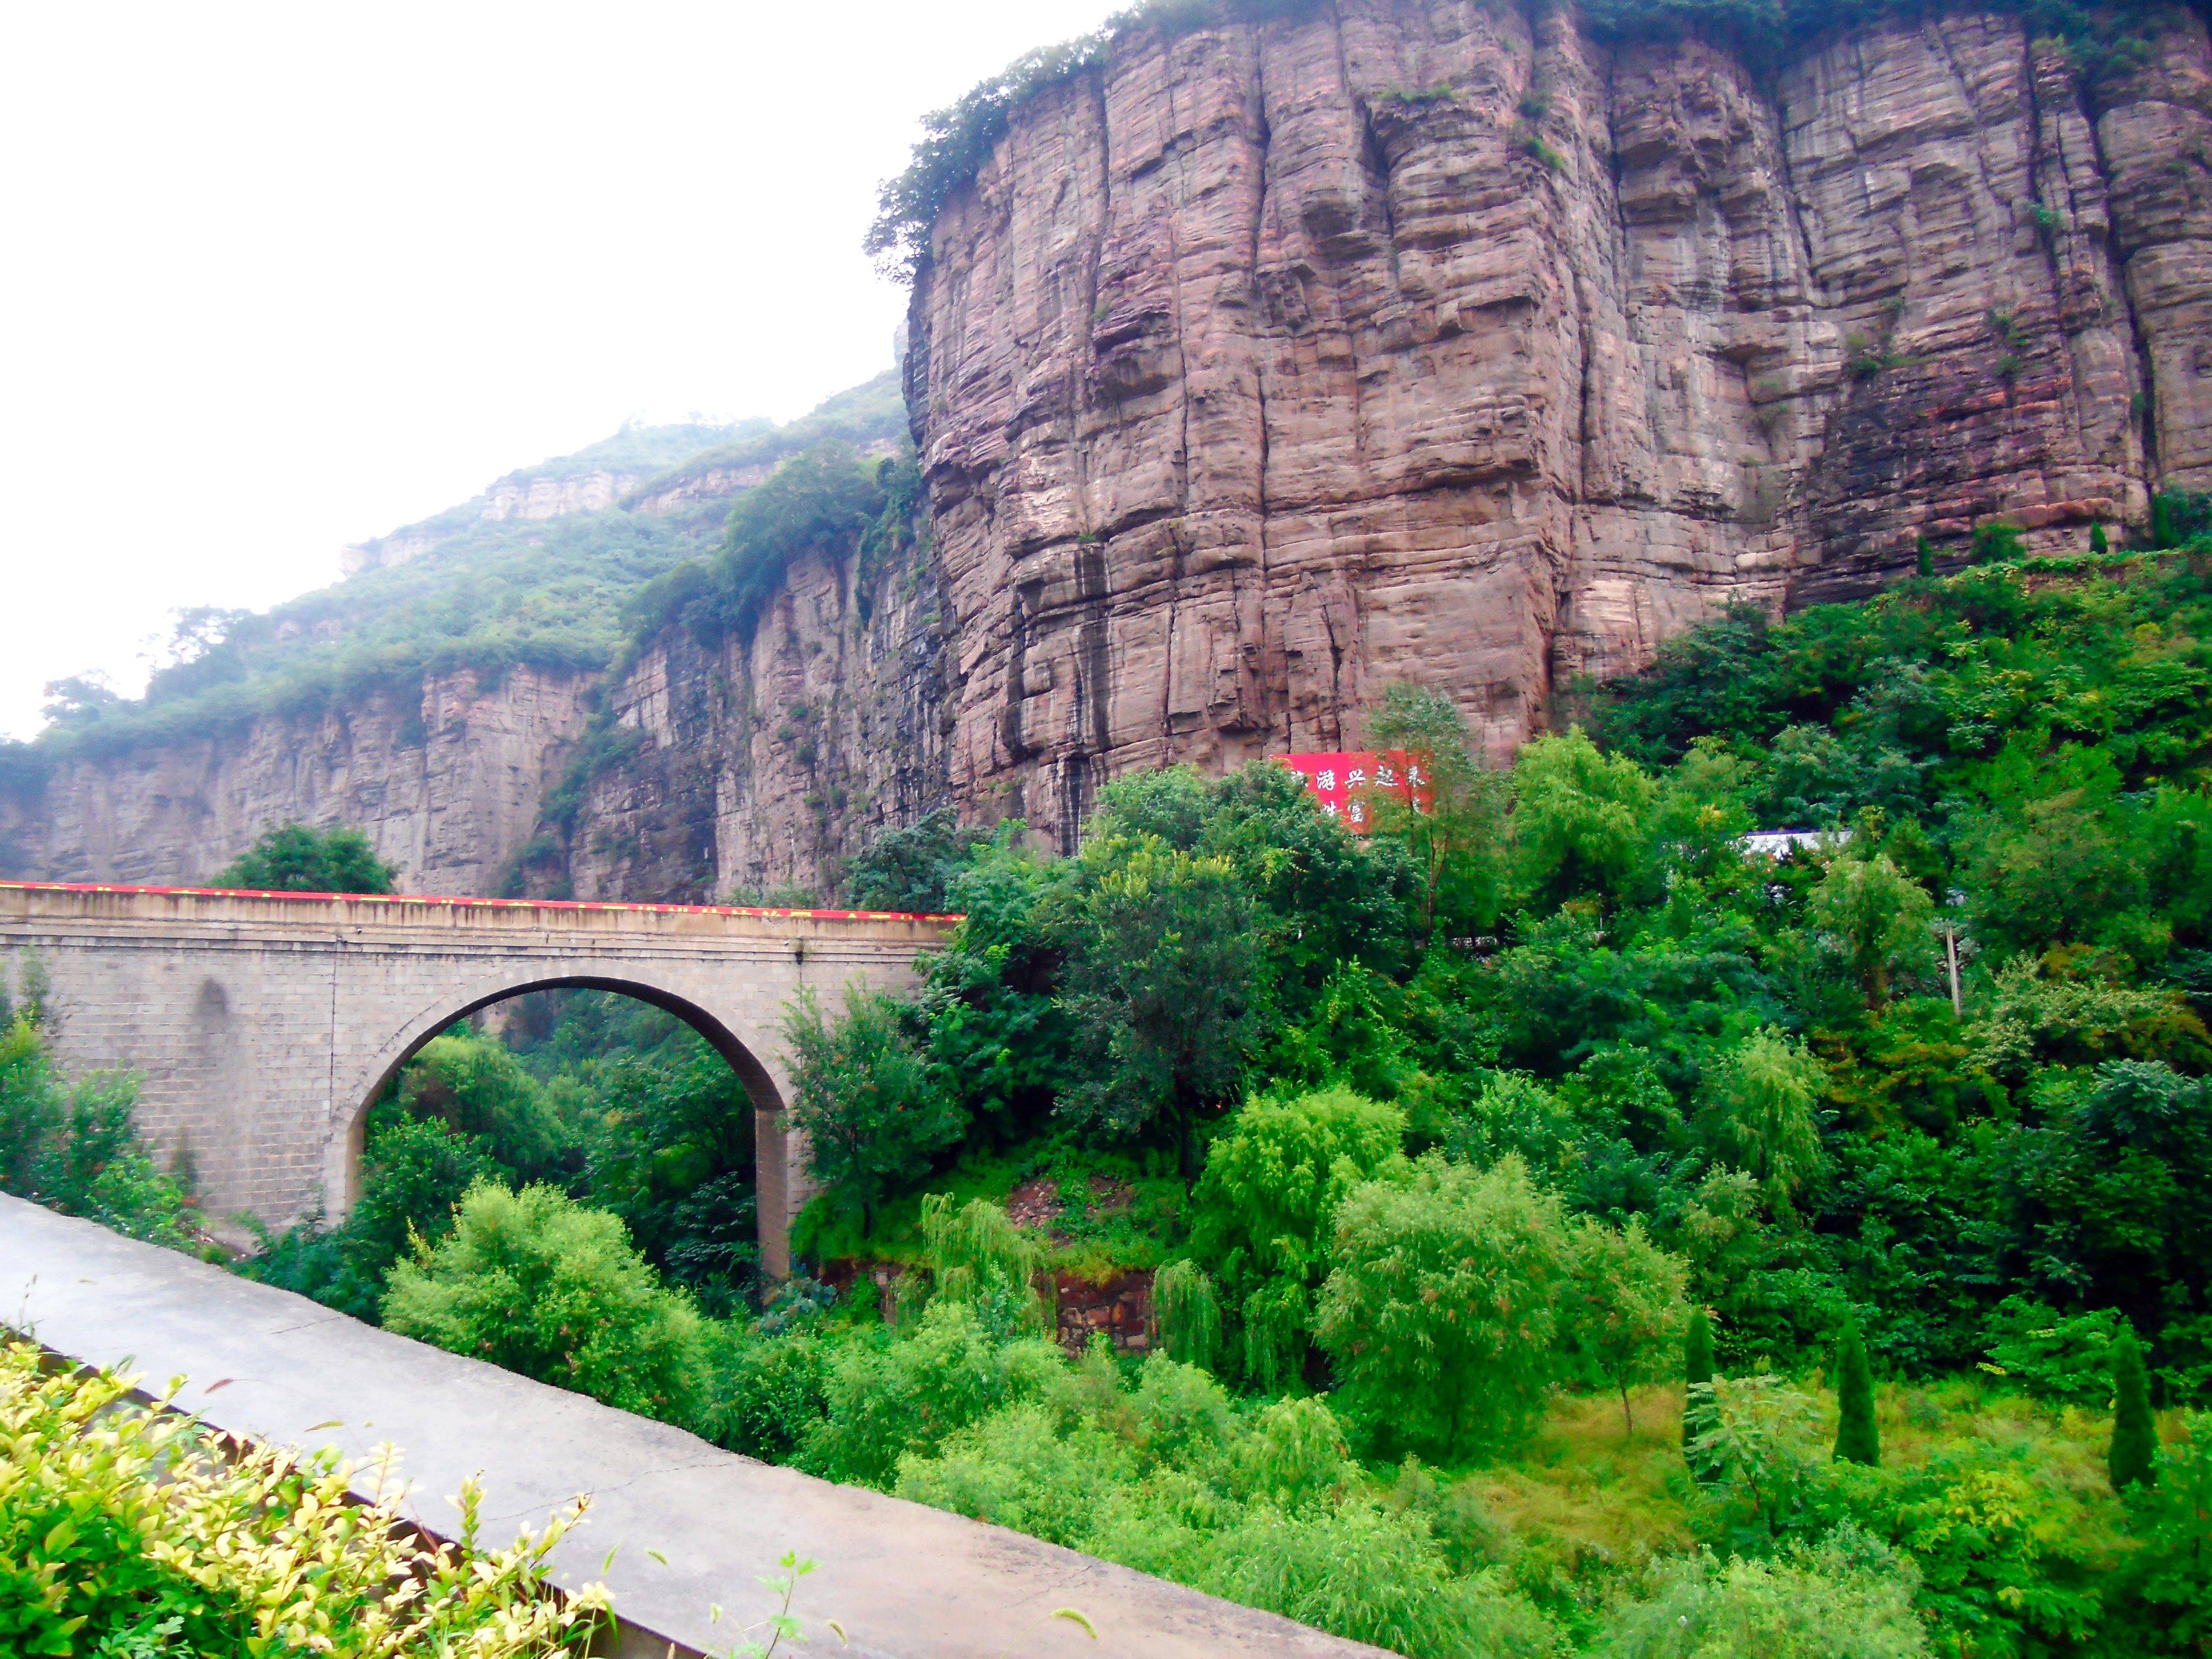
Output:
(210, 821), (397, 895)
(843, 807), (989, 914)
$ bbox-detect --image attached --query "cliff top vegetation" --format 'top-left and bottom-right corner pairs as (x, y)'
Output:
(0, 373), (906, 775)
(865, 0), (2204, 278)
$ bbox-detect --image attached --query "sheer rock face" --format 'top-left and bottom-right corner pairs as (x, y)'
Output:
(905, 2), (2211, 844)
(0, 667), (593, 895)
(537, 535), (954, 905)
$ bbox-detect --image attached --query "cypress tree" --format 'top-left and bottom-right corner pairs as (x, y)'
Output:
(1916, 536), (1936, 578)
(2090, 522), (2110, 555)
(1834, 1318), (1880, 1466)
(1683, 1307), (1717, 1480)
(2110, 1324), (2157, 1491)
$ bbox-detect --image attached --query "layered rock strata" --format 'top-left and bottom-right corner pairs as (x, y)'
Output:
(525, 527), (954, 904)
(0, 667), (592, 895)
(905, 1), (2212, 842)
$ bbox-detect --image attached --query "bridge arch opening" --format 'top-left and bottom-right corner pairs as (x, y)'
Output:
(334, 974), (795, 1305)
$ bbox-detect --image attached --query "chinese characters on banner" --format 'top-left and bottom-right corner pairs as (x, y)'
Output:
(1280, 752), (1432, 833)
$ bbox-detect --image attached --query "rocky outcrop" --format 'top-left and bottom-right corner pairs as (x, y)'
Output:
(519, 519), (954, 904)
(0, 667), (592, 895)
(904, 1), (2212, 841)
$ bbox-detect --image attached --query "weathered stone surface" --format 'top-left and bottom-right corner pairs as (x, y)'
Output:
(0, 666), (592, 896)
(902, 2), (2199, 838)
(0, 881), (945, 1270)
(534, 525), (956, 904)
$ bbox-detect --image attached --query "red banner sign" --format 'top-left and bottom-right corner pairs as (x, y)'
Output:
(1281, 751), (1431, 833)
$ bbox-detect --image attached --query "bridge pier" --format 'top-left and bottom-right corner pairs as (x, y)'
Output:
(0, 883), (948, 1278)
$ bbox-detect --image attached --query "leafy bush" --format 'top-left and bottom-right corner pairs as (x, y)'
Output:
(382, 1180), (707, 1421)
(1598, 1527), (1926, 1658)
(0, 1014), (201, 1249)
(208, 821), (397, 894)
(796, 1300), (1063, 1489)
(0, 1340), (608, 1657)
(1980, 1295), (2124, 1405)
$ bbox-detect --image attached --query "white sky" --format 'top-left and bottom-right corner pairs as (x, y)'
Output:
(0, 0), (1123, 740)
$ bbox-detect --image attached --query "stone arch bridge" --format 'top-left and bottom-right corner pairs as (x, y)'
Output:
(0, 882), (952, 1275)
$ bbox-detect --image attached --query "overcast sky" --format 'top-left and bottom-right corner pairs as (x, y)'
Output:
(0, 0), (1123, 740)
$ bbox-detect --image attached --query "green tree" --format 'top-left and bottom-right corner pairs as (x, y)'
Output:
(1684, 1307), (1718, 1479)
(382, 1180), (706, 1421)
(1189, 1086), (1408, 1389)
(1316, 1154), (1571, 1459)
(1697, 1029), (1825, 1207)
(843, 807), (986, 914)
(1509, 727), (1657, 906)
(1808, 852), (1934, 1008)
(1055, 837), (1265, 1183)
(399, 1031), (571, 1183)
(1364, 684), (1505, 943)
(208, 821), (397, 894)
(2112, 1323), (2158, 1492)
(1835, 1316), (1881, 1466)
(1561, 1215), (1691, 1437)
(784, 983), (966, 1233)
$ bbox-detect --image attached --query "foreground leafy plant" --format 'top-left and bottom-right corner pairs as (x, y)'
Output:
(0, 1339), (609, 1656)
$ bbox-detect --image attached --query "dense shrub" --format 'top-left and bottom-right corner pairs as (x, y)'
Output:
(382, 1181), (707, 1421)
(0, 1013), (201, 1249)
(1597, 1528), (1927, 1658)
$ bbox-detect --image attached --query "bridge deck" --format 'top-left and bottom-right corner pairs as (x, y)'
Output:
(0, 1197), (1370, 1659)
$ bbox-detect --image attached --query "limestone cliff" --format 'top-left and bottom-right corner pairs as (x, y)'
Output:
(517, 517), (953, 904)
(0, 666), (593, 895)
(903, 1), (2212, 843)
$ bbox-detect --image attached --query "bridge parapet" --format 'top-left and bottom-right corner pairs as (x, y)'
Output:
(0, 881), (956, 1274)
